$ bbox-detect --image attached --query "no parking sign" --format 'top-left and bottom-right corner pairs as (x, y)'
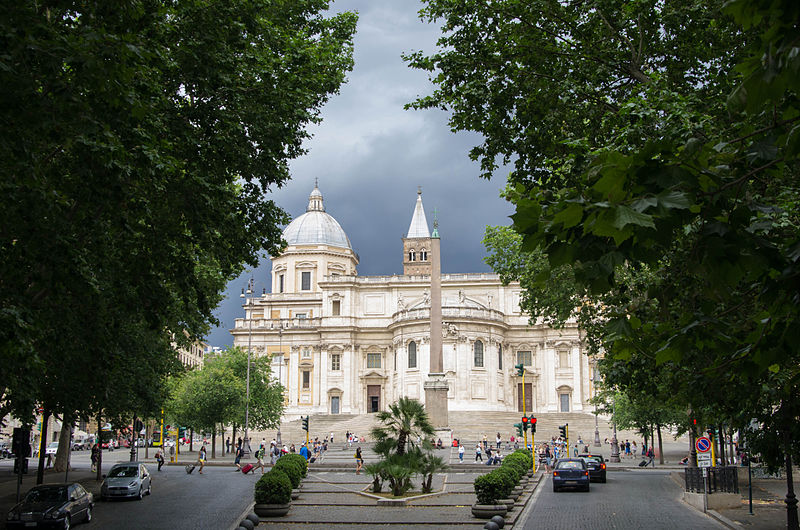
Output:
(696, 436), (711, 453)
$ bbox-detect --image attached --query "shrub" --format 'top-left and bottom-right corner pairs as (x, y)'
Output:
(474, 471), (506, 505)
(493, 467), (517, 497)
(280, 453), (308, 477)
(499, 460), (523, 482)
(255, 470), (292, 505)
(273, 459), (302, 488)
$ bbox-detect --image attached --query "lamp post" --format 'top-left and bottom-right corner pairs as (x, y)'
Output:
(610, 393), (620, 463)
(592, 362), (601, 447)
(240, 279), (256, 455)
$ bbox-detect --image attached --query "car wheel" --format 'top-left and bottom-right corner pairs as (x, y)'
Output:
(601, 475), (607, 483)
(552, 486), (559, 492)
(147, 483), (152, 495)
(137, 487), (144, 500)
(85, 505), (92, 523)
(63, 514), (71, 530)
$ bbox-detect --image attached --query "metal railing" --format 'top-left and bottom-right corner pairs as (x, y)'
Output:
(684, 466), (739, 494)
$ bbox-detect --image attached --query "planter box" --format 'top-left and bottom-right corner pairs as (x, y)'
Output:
(254, 503), (291, 518)
(291, 489), (300, 500)
(499, 498), (514, 512)
(471, 504), (508, 519)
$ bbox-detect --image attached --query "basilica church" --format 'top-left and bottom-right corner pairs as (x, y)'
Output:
(231, 185), (593, 419)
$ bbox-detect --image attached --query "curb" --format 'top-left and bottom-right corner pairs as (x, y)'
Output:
(227, 501), (255, 530)
(707, 509), (741, 529)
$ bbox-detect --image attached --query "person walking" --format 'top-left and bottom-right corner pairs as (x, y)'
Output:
(234, 443), (244, 471)
(226, 437), (231, 455)
(254, 443), (266, 474)
(496, 433), (501, 449)
(475, 443), (483, 462)
(458, 443), (465, 462)
(90, 444), (99, 473)
(632, 441), (638, 458)
(355, 446), (363, 474)
(330, 431), (334, 444)
(155, 449), (165, 471)
(197, 445), (207, 474)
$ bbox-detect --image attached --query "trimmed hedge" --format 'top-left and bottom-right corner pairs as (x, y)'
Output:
(474, 470), (507, 504)
(255, 469), (292, 504)
(273, 458), (302, 488)
(474, 449), (532, 504)
(279, 453), (308, 478)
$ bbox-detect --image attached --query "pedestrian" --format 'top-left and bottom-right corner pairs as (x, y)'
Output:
(625, 440), (631, 456)
(545, 444), (552, 473)
(458, 442), (465, 462)
(355, 446), (363, 474)
(254, 444), (266, 474)
(197, 445), (207, 474)
(496, 432), (501, 449)
(475, 443), (482, 462)
(234, 443), (244, 471)
(573, 443), (578, 457)
(300, 443), (310, 461)
(90, 444), (99, 472)
(237, 437), (243, 450)
(482, 434), (487, 450)
(226, 437), (231, 455)
(632, 441), (638, 458)
(155, 449), (165, 471)
(330, 431), (334, 444)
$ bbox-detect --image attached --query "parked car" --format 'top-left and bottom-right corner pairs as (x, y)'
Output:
(100, 441), (114, 451)
(45, 442), (59, 456)
(6, 482), (93, 529)
(101, 462), (152, 501)
(0, 442), (11, 459)
(552, 458), (591, 492)
(579, 454), (607, 483)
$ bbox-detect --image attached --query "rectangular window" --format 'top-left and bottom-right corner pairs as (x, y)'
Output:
(332, 300), (341, 316)
(331, 353), (341, 371)
(558, 348), (570, 368)
(301, 271), (311, 291)
(498, 344), (503, 370)
(296, 313), (307, 320)
(279, 274), (284, 293)
(302, 348), (311, 359)
(367, 352), (381, 368)
(517, 351), (532, 366)
(302, 370), (310, 389)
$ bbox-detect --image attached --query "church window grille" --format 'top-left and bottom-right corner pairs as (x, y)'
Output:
(331, 353), (341, 371)
(517, 350), (532, 366)
(302, 370), (310, 389)
(367, 352), (381, 368)
(301, 271), (311, 291)
(420, 249), (428, 261)
(409, 250), (416, 262)
(302, 347), (311, 359)
(474, 340), (484, 367)
(279, 274), (284, 293)
(408, 341), (417, 368)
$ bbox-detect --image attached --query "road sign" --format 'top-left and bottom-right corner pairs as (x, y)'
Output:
(696, 436), (711, 453)
(697, 453), (712, 468)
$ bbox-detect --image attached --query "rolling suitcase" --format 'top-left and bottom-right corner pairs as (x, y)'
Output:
(241, 463), (255, 474)
(185, 464), (196, 474)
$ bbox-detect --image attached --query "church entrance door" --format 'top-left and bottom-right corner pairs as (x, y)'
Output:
(331, 396), (340, 414)
(367, 385), (381, 413)
(517, 383), (532, 412)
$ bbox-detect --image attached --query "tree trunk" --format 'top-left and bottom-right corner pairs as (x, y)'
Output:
(189, 428), (193, 453)
(784, 405), (799, 530)
(53, 414), (73, 472)
(211, 426), (217, 459)
(95, 412), (103, 482)
(144, 420), (151, 459)
(36, 409), (50, 484)
(657, 424), (664, 464)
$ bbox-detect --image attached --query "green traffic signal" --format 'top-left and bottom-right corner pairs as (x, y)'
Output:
(515, 363), (524, 376)
(514, 422), (523, 437)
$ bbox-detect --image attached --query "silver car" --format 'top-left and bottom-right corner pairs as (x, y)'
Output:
(100, 462), (151, 500)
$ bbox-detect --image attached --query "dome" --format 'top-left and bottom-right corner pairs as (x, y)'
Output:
(282, 185), (352, 249)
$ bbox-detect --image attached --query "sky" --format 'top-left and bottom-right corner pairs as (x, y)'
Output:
(205, 0), (515, 348)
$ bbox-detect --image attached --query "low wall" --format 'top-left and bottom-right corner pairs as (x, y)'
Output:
(683, 491), (741, 511)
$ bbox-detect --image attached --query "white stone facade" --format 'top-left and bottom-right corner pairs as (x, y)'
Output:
(231, 186), (590, 418)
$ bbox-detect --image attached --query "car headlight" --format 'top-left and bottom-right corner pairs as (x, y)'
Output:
(129, 480), (138, 488)
(7, 509), (19, 521)
(44, 509), (64, 519)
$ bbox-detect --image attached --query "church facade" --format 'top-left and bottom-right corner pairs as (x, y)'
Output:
(231, 186), (592, 418)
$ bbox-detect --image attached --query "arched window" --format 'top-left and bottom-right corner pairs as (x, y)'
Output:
(474, 340), (484, 367)
(420, 249), (428, 261)
(409, 250), (416, 262)
(408, 341), (417, 369)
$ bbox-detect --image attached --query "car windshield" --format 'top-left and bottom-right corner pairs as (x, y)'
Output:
(108, 466), (138, 478)
(582, 456), (602, 463)
(25, 486), (66, 503)
(556, 460), (584, 470)
(47, 443), (58, 448)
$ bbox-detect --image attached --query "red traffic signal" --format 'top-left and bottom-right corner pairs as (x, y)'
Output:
(530, 416), (537, 425)
(521, 416), (529, 424)
(166, 425), (171, 430)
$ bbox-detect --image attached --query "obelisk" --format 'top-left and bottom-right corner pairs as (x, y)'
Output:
(424, 214), (449, 431)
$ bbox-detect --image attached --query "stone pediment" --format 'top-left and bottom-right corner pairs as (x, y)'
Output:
(362, 370), (386, 380)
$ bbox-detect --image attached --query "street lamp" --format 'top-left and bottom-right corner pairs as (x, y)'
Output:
(240, 278), (258, 455)
(592, 362), (601, 447)
(610, 393), (620, 463)
(276, 326), (283, 447)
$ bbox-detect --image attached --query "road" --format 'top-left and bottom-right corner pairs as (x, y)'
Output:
(521, 469), (723, 530)
(1, 449), (254, 530)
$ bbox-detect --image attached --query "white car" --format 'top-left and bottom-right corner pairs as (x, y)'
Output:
(45, 442), (59, 455)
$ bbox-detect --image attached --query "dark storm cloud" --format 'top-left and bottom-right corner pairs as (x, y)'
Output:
(205, 0), (514, 347)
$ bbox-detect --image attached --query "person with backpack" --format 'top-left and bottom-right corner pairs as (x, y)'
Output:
(254, 443), (266, 474)
(355, 446), (363, 474)
(197, 445), (207, 474)
(234, 443), (244, 471)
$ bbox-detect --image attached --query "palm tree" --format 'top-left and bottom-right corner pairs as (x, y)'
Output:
(370, 397), (435, 456)
(419, 452), (447, 493)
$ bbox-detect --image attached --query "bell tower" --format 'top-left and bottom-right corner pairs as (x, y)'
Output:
(402, 188), (432, 276)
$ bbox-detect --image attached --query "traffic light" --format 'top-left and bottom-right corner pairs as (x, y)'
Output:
(12, 427), (30, 458)
(301, 416), (309, 432)
(559, 424), (567, 439)
(515, 363), (524, 377)
(514, 422), (524, 437)
(530, 416), (537, 433)
(521, 416), (529, 432)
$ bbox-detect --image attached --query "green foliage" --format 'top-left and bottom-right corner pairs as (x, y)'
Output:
(383, 453), (418, 497)
(0, 0), (357, 427)
(419, 452), (447, 494)
(273, 458), (302, 489)
(370, 397), (435, 457)
(279, 453), (308, 478)
(473, 470), (507, 505)
(364, 462), (385, 493)
(255, 469), (292, 505)
(413, 0), (800, 476)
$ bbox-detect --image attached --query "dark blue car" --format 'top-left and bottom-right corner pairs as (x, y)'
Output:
(552, 458), (591, 492)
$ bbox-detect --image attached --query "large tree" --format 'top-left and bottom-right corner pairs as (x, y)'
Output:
(0, 1), (357, 427)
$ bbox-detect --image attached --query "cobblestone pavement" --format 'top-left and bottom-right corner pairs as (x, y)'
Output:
(520, 469), (723, 530)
